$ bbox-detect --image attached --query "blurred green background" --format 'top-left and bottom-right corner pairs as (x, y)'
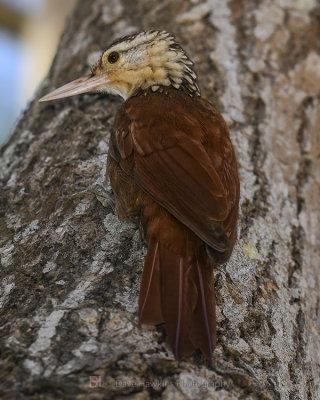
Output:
(0, 0), (76, 146)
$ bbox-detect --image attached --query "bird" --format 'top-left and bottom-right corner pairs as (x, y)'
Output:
(40, 30), (240, 361)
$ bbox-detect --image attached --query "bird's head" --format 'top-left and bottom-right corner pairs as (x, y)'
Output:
(40, 30), (200, 102)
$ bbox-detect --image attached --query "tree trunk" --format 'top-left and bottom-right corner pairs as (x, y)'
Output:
(1, 0), (319, 399)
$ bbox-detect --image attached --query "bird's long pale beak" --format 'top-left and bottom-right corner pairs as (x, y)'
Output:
(39, 73), (110, 102)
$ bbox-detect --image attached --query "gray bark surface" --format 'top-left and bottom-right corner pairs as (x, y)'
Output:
(1, 0), (319, 399)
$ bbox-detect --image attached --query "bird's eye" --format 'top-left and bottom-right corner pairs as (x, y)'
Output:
(108, 51), (120, 64)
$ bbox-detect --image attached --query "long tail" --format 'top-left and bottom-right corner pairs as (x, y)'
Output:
(139, 238), (216, 360)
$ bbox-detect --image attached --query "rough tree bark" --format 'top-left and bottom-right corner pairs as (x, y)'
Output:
(1, 0), (319, 399)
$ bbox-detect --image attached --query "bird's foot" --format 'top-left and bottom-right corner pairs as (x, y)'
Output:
(56, 183), (115, 212)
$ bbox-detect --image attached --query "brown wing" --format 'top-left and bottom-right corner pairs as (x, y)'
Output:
(110, 89), (237, 252)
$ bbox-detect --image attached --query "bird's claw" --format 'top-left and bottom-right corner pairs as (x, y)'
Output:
(54, 183), (115, 212)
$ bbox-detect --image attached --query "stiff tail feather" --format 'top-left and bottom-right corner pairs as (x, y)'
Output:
(139, 238), (216, 360)
(139, 239), (164, 324)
